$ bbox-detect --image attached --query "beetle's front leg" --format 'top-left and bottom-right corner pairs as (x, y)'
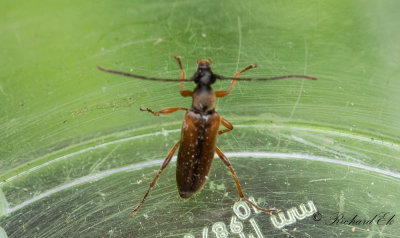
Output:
(173, 56), (193, 97)
(215, 64), (257, 98)
(140, 107), (188, 116)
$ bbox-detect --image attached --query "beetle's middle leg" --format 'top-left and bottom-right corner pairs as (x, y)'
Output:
(218, 117), (234, 135)
(129, 140), (180, 216)
(215, 146), (279, 214)
(140, 107), (188, 116)
(215, 64), (257, 98)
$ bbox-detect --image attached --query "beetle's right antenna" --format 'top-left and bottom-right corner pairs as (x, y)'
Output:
(216, 74), (318, 81)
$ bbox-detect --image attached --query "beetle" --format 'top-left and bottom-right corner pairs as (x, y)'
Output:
(97, 56), (317, 216)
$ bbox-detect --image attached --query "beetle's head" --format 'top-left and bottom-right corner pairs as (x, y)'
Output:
(194, 59), (216, 86)
(193, 59), (215, 86)
(197, 58), (212, 69)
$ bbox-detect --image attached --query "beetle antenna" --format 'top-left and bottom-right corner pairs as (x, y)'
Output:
(97, 66), (193, 82)
(216, 74), (318, 81)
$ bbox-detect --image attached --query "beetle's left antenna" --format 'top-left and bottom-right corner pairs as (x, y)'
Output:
(97, 66), (192, 82)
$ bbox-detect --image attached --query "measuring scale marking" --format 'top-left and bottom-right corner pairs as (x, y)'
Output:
(184, 198), (317, 237)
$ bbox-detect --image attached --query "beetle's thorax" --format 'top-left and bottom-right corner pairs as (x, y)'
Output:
(191, 84), (216, 114)
(191, 60), (216, 114)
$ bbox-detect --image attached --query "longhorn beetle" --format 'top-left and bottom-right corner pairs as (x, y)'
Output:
(97, 56), (317, 216)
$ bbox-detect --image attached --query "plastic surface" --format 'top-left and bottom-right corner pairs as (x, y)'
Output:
(1, 0), (399, 237)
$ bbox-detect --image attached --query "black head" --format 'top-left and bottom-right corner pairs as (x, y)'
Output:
(193, 59), (216, 86)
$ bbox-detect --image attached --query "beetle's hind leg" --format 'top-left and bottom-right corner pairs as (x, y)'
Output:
(129, 140), (180, 216)
(140, 107), (188, 116)
(215, 146), (279, 214)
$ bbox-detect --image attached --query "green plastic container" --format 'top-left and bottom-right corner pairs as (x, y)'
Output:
(1, 0), (399, 237)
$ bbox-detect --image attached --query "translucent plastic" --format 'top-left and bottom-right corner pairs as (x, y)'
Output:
(1, 0), (400, 237)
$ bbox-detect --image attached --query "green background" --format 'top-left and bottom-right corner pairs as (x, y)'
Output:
(1, 0), (399, 237)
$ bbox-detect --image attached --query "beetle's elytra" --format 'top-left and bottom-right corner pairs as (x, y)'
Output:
(97, 56), (317, 216)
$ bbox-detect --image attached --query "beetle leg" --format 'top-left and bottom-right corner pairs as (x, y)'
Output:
(173, 56), (193, 97)
(215, 146), (279, 214)
(218, 117), (234, 135)
(215, 64), (257, 98)
(140, 107), (188, 116)
(129, 140), (181, 216)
